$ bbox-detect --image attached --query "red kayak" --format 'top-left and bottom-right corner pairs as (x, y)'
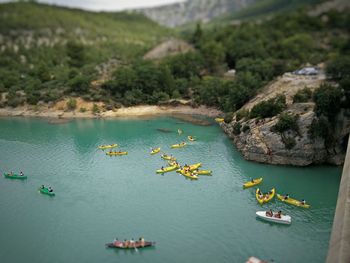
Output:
(106, 240), (155, 249)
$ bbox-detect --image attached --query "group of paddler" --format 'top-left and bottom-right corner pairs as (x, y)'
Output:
(98, 143), (129, 156)
(243, 177), (310, 224)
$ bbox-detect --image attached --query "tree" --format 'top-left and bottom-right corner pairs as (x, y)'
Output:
(192, 23), (203, 48)
(313, 84), (343, 119)
(200, 41), (226, 74)
(66, 41), (85, 68)
(68, 75), (90, 93)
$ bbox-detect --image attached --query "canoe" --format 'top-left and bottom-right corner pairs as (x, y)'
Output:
(4, 173), (27, 180)
(156, 164), (179, 174)
(277, 194), (310, 208)
(39, 187), (55, 196)
(106, 151), (128, 156)
(161, 155), (176, 161)
(193, 170), (212, 175)
(150, 148), (161, 155)
(243, 178), (263, 189)
(256, 211), (291, 225)
(177, 169), (199, 180)
(98, 144), (118, 150)
(171, 142), (187, 148)
(106, 241), (155, 249)
(256, 188), (275, 204)
(215, 118), (224, 123)
(187, 136), (195, 141)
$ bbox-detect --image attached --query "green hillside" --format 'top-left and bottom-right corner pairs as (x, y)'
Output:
(0, 2), (171, 105)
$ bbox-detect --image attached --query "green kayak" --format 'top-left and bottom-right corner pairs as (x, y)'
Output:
(39, 187), (55, 196)
(4, 173), (27, 180)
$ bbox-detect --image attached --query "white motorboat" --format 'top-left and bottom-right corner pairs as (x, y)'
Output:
(256, 211), (291, 225)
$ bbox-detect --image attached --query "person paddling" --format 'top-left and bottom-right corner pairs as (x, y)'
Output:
(20, 171), (24, 176)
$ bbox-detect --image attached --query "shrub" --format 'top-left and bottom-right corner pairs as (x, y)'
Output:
(92, 103), (100, 114)
(236, 109), (249, 121)
(273, 113), (299, 133)
(250, 95), (286, 119)
(282, 136), (296, 150)
(79, 107), (86, 113)
(224, 112), (233, 123)
(293, 88), (312, 103)
(66, 98), (77, 111)
(242, 124), (250, 133)
(233, 122), (242, 135)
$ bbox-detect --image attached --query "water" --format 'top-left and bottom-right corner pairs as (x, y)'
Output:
(0, 116), (342, 263)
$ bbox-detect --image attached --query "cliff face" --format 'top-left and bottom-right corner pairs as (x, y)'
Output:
(221, 72), (350, 166)
(136, 0), (255, 27)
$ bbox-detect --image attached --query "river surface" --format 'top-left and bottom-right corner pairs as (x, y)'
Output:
(0, 117), (342, 263)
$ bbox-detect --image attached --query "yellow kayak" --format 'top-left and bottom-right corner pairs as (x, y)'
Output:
(178, 169), (199, 180)
(256, 188), (275, 204)
(187, 136), (196, 142)
(106, 151), (128, 156)
(161, 154), (176, 161)
(277, 194), (310, 208)
(243, 178), (263, 189)
(156, 164), (179, 174)
(215, 118), (224, 123)
(171, 142), (187, 148)
(150, 148), (161, 155)
(98, 144), (118, 149)
(187, 163), (201, 171)
(168, 161), (178, 166)
(193, 169), (212, 175)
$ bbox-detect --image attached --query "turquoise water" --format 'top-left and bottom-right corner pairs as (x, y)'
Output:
(0, 117), (342, 263)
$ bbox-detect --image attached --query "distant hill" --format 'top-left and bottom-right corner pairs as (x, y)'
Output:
(135, 0), (256, 27)
(211, 0), (323, 23)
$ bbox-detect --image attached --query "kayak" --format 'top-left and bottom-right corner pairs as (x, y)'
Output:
(177, 169), (199, 180)
(161, 154), (176, 161)
(38, 187), (55, 196)
(106, 241), (155, 249)
(188, 163), (201, 171)
(277, 194), (310, 208)
(171, 142), (187, 148)
(156, 164), (179, 174)
(4, 173), (27, 180)
(193, 170), (212, 175)
(256, 211), (291, 225)
(98, 144), (118, 150)
(243, 178), (263, 189)
(150, 147), (161, 155)
(106, 151), (128, 156)
(215, 118), (224, 123)
(168, 161), (178, 166)
(187, 136), (196, 141)
(256, 188), (275, 204)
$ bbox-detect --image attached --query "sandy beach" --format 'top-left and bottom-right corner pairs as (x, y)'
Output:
(0, 98), (222, 121)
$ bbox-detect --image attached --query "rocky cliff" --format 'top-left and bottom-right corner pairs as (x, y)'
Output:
(135, 0), (255, 27)
(221, 72), (350, 166)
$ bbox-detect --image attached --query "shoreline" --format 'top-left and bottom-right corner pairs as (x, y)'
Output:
(0, 104), (222, 121)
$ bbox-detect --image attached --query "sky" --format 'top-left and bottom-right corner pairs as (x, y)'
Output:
(0, 0), (186, 11)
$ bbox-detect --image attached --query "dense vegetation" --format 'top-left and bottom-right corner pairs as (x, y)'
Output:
(0, 1), (349, 121)
(0, 2), (170, 107)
